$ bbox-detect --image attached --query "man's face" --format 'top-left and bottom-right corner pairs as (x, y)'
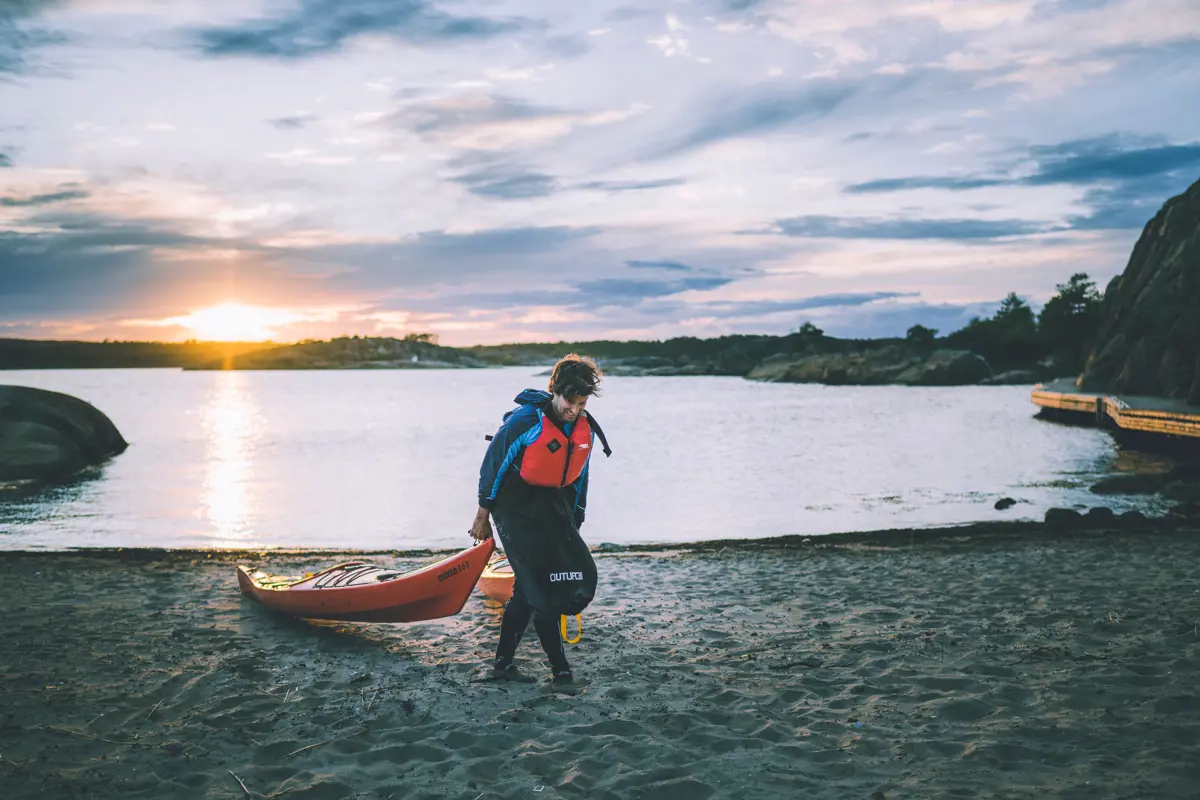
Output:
(551, 393), (588, 423)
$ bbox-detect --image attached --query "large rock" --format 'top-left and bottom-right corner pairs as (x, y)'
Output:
(0, 386), (127, 482)
(1078, 177), (1200, 404)
(746, 346), (992, 386)
(893, 350), (993, 386)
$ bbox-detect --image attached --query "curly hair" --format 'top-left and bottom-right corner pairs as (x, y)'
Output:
(548, 353), (603, 398)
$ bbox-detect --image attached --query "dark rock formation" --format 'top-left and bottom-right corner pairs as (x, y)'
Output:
(1078, 177), (1200, 404)
(0, 386), (128, 482)
(746, 346), (993, 386)
(1044, 507), (1084, 529)
(596, 356), (710, 377)
(994, 497), (1017, 510)
(1089, 473), (1167, 495)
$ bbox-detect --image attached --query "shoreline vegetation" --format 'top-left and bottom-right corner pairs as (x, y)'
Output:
(0, 270), (1105, 387)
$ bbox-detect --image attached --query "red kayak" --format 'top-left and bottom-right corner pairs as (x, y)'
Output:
(477, 554), (514, 604)
(237, 538), (494, 622)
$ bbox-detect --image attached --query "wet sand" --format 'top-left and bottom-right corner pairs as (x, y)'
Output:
(3, 523), (1200, 799)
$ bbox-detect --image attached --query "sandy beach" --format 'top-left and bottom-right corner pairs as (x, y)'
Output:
(3, 522), (1200, 799)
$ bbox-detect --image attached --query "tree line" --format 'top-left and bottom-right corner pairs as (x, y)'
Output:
(899, 273), (1103, 373)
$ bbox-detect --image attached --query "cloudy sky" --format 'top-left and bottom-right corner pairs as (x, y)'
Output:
(2, 0), (1199, 345)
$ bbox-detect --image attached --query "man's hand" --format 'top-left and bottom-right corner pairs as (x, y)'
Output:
(470, 506), (494, 541)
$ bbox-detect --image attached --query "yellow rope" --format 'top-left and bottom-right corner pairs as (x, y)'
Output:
(560, 614), (582, 644)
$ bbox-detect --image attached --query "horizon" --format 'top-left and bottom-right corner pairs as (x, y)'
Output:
(2, 1), (1199, 346)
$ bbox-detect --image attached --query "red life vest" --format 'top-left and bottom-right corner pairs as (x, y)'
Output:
(519, 411), (594, 488)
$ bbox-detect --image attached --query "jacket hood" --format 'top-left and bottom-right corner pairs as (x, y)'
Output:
(513, 388), (551, 406)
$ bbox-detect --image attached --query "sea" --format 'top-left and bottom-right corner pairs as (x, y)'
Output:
(0, 367), (1174, 551)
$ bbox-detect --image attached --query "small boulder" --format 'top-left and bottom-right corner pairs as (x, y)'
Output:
(1118, 509), (1148, 526)
(1172, 500), (1200, 519)
(1084, 507), (1117, 525)
(0, 385), (127, 482)
(994, 497), (1017, 511)
(1044, 507), (1084, 529)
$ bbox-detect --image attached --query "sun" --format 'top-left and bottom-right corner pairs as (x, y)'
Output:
(177, 303), (293, 342)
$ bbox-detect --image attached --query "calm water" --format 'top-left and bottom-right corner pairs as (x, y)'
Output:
(0, 368), (1172, 551)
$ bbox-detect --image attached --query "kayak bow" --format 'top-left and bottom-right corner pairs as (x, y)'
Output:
(237, 538), (495, 622)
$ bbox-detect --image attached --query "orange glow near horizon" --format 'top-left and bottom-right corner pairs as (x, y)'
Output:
(175, 302), (297, 342)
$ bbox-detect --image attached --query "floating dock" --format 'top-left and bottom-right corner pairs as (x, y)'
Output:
(1032, 378), (1200, 441)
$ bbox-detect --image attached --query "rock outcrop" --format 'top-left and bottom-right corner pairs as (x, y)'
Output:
(1078, 177), (1200, 404)
(0, 386), (128, 482)
(746, 347), (993, 386)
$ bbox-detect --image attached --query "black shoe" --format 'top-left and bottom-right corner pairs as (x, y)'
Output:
(492, 660), (534, 683)
(552, 670), (574, 685)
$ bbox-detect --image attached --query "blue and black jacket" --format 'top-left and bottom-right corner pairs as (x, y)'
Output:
(477, 389), (610, 528)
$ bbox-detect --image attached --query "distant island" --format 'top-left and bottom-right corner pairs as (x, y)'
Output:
(0, 271), (1101, 387)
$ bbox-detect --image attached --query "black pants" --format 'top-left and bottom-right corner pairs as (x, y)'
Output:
(495, 567), (570, 673)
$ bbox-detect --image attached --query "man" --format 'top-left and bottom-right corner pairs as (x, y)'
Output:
(470, 353), (610, 684)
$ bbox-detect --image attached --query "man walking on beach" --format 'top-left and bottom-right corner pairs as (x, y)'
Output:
(470, 354), (610, 684)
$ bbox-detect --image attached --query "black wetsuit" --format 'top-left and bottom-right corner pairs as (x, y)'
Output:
(477, 389), (609, 673)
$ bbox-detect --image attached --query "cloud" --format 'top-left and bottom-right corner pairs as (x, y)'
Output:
(543, 33), (591, 58)
(845, 176), (1008, 193)
(451, 167), (560, 199)
(578, 178), (687, 192)
(647, 14), (694, 59)
(265, 149), (353, 166)
(803, 299), (1003, 340)
(842, 134), (1200, 229)
(1, 188), (89, 207)
(937, 0), (1200, 93)
(1024, 136), (1200, 185)
(189, 0), (529, 60)
(688, 291), (917, 318)
(767, 215), (1048, 240)
(0, 212), (219, 317)
(625, 259), (693, 271)
(396, 274), (736, 316)
(643, 81), (858, 160)
(0, 210), (621, 326)
(0, 0), (65, 75)
(0, 153), (11, 167)
(270, 114), (320, 130)
(377, 93), (647, 151)
(1064, 173), (1199, 230)
(449, 167), (689, 199)
(575, 276), (732, 299)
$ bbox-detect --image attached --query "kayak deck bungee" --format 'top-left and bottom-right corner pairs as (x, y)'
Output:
(237, 538), (494, 623)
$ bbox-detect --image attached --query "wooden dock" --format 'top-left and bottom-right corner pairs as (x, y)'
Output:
(1032, 378), (1200, 440)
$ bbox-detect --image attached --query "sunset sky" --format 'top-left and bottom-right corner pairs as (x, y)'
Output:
(2, 0), (1199, 345)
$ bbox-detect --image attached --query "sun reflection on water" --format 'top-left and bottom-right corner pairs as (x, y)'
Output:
(200, 372), (263, 546)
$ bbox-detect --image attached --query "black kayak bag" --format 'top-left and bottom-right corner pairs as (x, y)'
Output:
(492, 482), (597, 617)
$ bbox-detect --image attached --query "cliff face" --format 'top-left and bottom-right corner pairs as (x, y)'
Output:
(1078, 177), (1200, 404)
